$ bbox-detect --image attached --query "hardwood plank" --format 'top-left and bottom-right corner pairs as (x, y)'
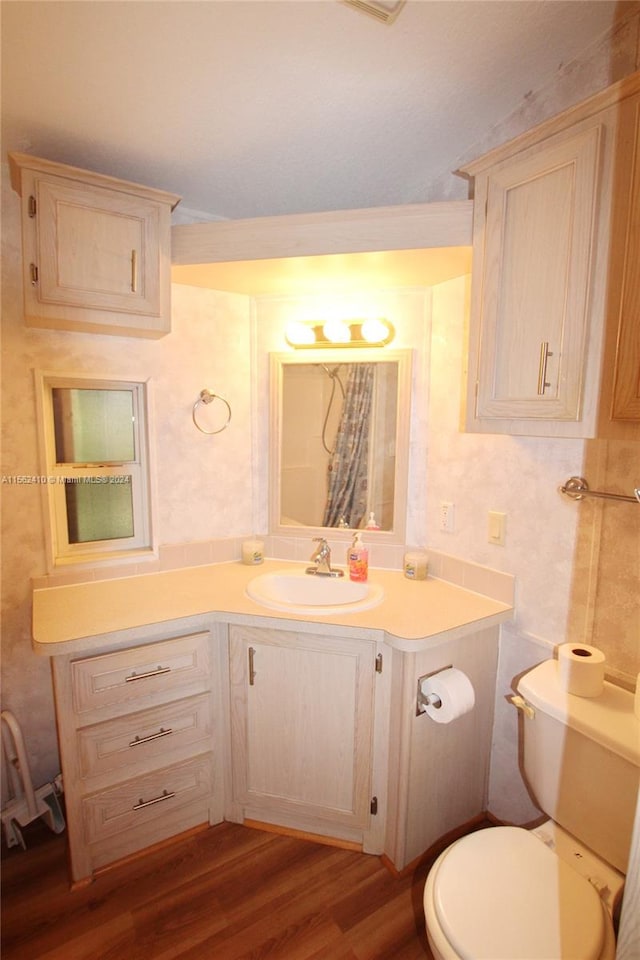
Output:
(1, 820), (436, 959)
(36, 914), (136, 960)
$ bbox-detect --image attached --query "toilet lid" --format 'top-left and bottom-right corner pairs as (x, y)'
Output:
(433, 827), (606, 960)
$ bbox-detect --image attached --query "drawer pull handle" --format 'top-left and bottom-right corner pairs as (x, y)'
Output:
(129, 727), (173, 748)
(133, 789), (175, 811)
(537, 341), (554, 395)
(248, 646), (256, 686)
(125, 666), (171, 683)
(131, 249), (138, 293)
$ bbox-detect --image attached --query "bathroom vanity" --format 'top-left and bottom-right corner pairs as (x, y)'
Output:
(33, 559), (512, 885)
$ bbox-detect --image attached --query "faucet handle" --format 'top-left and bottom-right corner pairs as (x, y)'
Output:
(307, 536), (343, 578)
(312, 537), (330, 557)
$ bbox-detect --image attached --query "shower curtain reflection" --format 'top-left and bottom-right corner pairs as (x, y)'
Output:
(276, 353), (406, 535)
(322, 364), (374, 528)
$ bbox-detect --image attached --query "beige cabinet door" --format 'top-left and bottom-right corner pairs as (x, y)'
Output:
(463, 72), (640, 438)
(229, 624), (375, 832)
(36, 177), (162, 317)
(474, 124), (602, 423)
(9, 152), (179, 338)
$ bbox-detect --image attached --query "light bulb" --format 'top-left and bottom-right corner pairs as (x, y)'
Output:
(285, 321), (315, 346)
(323, 319), (351, 343)
(361, 318), (390, 343)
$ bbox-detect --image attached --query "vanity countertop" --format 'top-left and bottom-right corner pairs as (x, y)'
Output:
(31, 559), (513, 655)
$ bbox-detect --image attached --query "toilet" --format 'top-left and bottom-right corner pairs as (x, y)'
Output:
(423, 658), (640, 960)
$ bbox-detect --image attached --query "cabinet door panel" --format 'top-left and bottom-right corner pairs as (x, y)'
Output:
(247, 641), (358, 810)
(38, 179), (160, 316)
(477, 125), (602, 420)
(77, 693), (213, 780)
(229, 625), (374, 830)
(71, 632), (211, 718)
(493, 163), (574, 399)
(82, 754), (212, 844)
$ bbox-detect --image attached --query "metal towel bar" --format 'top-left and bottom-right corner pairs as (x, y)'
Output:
(560, 476), (640, 504)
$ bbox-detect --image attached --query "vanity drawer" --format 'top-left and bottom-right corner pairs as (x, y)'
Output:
(82, 754), (212, 845)
(77, 693), (213, 781)
(71, 632), (211, 717)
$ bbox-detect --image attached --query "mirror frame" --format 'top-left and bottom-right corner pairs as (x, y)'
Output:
(269, 348), (413, 544)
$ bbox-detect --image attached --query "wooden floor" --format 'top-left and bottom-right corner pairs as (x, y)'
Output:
(1, 819), (442, 960)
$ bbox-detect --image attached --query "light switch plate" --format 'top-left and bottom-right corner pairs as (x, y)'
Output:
(488, 510), (506, 545)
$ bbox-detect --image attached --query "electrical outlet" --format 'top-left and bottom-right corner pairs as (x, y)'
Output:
(439, 501), (455, 532)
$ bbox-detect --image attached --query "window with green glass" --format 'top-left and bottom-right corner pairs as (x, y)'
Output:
(37, 375), (152, 566)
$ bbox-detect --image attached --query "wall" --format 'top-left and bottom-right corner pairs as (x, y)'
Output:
(248, 274), (640, 825)
(2, 7), (639, 819)
(427, 0), (640, 200)
(566, 439), (640, 678)
(432, 277), (639, 821)
(0, 170), (255, 784)
(2, 186), (638, 820)
(424, 2), (640, 823)
(251, 288), (432, 550)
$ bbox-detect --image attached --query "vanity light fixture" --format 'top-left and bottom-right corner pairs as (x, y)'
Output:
(343, 1), (406, 25)
(285, 318), (395, 349)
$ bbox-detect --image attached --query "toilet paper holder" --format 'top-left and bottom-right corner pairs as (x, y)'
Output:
(416, 664), (452, 716)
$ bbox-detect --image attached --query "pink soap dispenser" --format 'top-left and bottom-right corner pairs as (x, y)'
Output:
(348, 532), (368, 582)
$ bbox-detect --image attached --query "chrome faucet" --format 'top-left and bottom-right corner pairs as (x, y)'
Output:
(306, 537), (344, 578)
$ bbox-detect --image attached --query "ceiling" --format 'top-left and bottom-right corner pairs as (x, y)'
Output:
(1, 0), (621, 224)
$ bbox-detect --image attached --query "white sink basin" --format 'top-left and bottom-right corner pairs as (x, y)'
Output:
(246, 569), (384, 615)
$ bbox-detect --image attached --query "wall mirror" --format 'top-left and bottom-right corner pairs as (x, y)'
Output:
(269, 349), (412, 542)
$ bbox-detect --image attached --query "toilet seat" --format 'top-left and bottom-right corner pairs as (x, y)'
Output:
(427, 826), (611, 960)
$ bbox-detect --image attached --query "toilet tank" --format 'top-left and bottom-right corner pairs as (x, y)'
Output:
(517, 659), (639, 874)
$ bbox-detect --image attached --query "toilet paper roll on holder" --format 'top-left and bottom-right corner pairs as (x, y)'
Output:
(416, 664), (451, 716)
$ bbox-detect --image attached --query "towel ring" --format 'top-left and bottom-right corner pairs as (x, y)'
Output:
(192, 388), (232, 435)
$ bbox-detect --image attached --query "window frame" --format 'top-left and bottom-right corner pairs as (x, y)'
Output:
(35, 372), (154, 569)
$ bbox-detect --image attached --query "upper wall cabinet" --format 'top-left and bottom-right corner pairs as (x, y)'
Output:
(461, 71), (640, 439)
(9, 153), (180, 338)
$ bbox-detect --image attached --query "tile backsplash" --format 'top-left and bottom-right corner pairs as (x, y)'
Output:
(32, 535), (515, 608)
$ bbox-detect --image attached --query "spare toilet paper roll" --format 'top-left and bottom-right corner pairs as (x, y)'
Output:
(420, 667), (475, 724)
(557, 643), (606, 698)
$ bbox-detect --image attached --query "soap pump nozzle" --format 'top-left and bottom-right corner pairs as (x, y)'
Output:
(365, 512), (380, 530)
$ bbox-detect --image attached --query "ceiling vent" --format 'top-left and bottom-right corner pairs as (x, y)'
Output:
(343, 1), (406, 25)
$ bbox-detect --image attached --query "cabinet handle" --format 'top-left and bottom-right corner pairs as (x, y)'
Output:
(537, 341), (554, 395)
(129, 727), (173, 748)
(132, 789), (175, 811)
(248, 646), (256, 686)
(125, 666), (171, 683)
(131, 249), (138, 293)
